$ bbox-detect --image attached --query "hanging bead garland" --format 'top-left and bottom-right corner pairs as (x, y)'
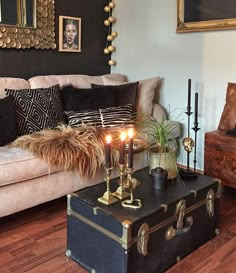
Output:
(103, 1), (117, 66)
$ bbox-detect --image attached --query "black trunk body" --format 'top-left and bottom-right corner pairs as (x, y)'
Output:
(67, 168), (220, 273)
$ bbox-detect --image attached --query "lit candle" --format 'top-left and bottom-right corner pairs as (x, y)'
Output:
(127, 128), (134, 168)
(194, 92), (198, 124)
(119, 132), (126, 165)
(187, 79), (191, 109)
(105, 135), (112, 168)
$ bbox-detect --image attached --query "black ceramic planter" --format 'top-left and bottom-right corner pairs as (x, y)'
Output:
(151, 167), (168, 190)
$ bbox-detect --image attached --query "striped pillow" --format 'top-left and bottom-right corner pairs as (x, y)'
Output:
(64, 110), (102, 127)
(64, 104), (134, 128)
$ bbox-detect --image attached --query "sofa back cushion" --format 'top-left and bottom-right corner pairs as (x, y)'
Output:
(0, 96), (18, 146)
(98, 76), (161, 120)
(28, 74), (159, 120)
(91, 82), (138, 111)
(0, 78), (30, 99)
(62, 86), (117, 111)
(5, 85), (64, 135)
(62, 82), (138, 112)
(28, 73), (127, 89)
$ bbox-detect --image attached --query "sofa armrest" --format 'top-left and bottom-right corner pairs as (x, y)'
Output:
(152, 103), (167, 122)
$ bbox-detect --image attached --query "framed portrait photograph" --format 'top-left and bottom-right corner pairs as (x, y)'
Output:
(59, 15), (81, 52)
(177, 0), (236, 33)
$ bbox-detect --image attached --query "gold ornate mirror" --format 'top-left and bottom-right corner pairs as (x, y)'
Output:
(0, 0), (56, 49)
(0, 0), (36, 28)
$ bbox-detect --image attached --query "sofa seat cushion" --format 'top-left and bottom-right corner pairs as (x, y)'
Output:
(0, 146), (58, 187)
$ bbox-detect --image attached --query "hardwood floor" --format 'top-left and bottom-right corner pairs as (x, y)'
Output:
(0, 187), (235, 273)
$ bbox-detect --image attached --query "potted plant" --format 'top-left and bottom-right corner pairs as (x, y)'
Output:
(137, 116), (179, 179)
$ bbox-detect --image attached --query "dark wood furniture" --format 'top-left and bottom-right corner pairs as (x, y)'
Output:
(204, 130), (236, 189)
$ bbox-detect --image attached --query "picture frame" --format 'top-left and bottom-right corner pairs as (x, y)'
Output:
(59, 15), (81, 52)
(177, 0), (236, 33)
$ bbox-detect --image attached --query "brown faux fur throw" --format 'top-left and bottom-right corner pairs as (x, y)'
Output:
(11, 124), (119, 180)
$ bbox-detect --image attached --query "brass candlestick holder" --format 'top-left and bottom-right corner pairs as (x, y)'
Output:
(121, 168), (142, 209)
(113, 164), (130, 200)
(97, 167), (119, 205)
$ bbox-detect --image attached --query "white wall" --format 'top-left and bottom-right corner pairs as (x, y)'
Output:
(111, 0), (236, 170)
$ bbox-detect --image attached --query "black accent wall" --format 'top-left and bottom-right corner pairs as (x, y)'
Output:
(0, 0), (110, 79)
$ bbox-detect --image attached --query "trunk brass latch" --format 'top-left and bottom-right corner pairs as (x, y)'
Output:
(137, 223), (149, 256)
(176, 199), (186, 229)
(207, 189), (215, 217)
(166, 199), (193, 240)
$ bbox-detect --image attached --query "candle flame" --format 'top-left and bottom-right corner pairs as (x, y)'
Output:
(105, 135), (112, 143)
(128, 128), (134, 138)
(120, 132), (126, 141)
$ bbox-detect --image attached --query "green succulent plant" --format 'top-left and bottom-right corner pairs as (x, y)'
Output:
(137, 116), (178, 153)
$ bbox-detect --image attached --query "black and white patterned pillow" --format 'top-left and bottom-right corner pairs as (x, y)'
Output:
(5, 84), (64, 135)
(64, 104), (134, 128)
(65, 109), (102, 127)
(101, 104), (134, 128)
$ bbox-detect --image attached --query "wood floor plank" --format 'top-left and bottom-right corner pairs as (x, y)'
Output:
(0, 187), (235, 273)
(26, 256), (87, 273)
(9, 248), (64, 273)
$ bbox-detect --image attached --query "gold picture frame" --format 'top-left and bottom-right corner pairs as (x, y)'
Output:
(177, 0), (236, 33)
(59, 16), (81, 52)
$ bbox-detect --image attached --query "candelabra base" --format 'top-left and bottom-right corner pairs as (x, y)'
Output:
(113, 185), (130, 200)
(97, 191), (118, 205)
(179, 169), (198, 180)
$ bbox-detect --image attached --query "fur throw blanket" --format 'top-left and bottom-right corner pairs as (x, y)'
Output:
(12, 125), (119, 180)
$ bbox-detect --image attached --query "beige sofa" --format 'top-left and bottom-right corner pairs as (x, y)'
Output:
(0, 73), (180, 218)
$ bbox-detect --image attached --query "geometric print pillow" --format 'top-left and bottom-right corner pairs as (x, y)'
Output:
(5, 84), (64, 135)
(64, 104), (134, 129)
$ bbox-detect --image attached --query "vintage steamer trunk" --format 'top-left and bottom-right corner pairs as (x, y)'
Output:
(67, 168), (220, 273)
(205, 129), (236, 189)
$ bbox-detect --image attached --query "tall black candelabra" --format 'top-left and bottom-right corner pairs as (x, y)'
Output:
(179, 79), (198, 180)
(192, 122), (200, 172)
(192, 92), (200, 172)
(185, 105), (192, 172)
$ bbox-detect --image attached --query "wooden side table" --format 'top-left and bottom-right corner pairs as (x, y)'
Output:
(204, 130), (236, 189)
